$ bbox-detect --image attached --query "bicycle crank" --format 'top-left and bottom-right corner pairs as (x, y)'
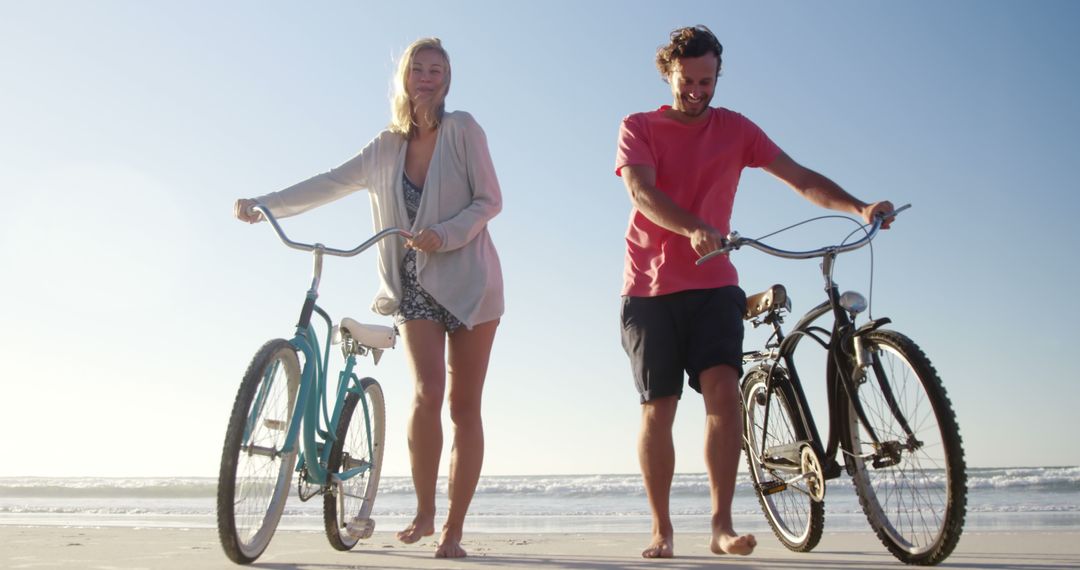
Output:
(800, 446), (826, 503)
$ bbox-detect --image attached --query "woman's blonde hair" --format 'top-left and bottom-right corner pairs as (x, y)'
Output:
(389, 37), (451, 138)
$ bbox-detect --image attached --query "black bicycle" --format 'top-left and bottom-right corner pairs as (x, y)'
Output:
(698, 205), (966, 565)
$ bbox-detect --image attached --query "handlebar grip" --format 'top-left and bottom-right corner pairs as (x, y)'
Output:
(877, 203), (911, 220)
(696, 231), (741, 265)
(249, 202), (270, 222)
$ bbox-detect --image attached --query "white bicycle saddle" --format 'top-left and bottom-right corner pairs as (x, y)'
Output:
(336, 317), (396, 349)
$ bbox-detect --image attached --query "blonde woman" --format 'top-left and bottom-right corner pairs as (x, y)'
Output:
(234, 38), (503, 558)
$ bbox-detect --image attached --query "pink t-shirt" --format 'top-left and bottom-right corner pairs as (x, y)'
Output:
(614, 106), (782, 297)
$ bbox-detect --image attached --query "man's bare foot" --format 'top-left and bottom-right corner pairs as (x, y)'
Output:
(641, 535), (674, 558)
(709, 530), (756, 556)
(435, 527), (467, 558)
(396, 516), (435, 544)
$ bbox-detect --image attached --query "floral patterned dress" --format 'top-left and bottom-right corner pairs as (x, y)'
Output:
(394, 172), (464, 332)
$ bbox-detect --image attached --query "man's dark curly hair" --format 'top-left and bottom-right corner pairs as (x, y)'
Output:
(655, 25), (723, 81)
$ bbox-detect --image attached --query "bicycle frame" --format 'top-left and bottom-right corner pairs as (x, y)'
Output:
(720, 206), (916, 483)
(283, 302), (370, 486)
(246, 203), (410, 488)
(749, 256), (894, 482)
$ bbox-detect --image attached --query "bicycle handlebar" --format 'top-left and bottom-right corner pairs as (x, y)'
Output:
(251, 203), (414, 257)
(696, 204), (911, 265)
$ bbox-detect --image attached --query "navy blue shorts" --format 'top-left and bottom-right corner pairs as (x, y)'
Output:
(620, 286), (747, 403)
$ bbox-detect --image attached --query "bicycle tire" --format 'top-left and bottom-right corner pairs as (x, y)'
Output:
(845, 329), (966, 565)
(217, 339), (300, 564)
(323, 377), (386, 550)
(742, 367), (824, 551)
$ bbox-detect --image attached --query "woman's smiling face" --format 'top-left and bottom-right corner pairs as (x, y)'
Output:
(407, 48), (449, 110)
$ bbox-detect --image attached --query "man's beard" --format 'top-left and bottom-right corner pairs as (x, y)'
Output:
(675, 93), (712, 117)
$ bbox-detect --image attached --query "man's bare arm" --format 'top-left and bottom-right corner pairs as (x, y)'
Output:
(763, 152), (894, 226)
(621, 164), (725, 256)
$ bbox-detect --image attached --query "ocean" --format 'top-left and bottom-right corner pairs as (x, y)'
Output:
(2, 467), (1078, 534)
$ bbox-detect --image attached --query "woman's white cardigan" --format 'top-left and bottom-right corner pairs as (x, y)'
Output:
(256, 111), (504, 329)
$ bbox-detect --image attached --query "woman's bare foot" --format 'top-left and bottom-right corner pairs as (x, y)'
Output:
(396, 515), (435, 544)
(641, 534), (674, 558)
(709, 529), (756, 556)
(435, 527), (467, 558)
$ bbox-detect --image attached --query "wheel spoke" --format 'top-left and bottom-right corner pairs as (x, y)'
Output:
(323, 379), (385, 550)
(743, 370), (823, 552)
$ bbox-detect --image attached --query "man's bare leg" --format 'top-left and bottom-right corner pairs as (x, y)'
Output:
(639, 395), (678, 558)
(700, 365), (756, 556)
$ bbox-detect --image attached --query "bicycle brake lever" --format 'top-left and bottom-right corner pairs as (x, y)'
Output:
(695, 231), (742, 266)
(696, 250), (722, 266)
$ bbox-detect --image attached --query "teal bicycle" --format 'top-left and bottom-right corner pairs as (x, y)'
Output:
(217, 203), (411, 564)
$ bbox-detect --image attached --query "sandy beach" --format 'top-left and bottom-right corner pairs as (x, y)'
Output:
(3, 527), (1078, 569)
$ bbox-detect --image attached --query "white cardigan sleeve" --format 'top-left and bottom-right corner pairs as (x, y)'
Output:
(256, 135), (381, 218)
(430, 113), (502, 251)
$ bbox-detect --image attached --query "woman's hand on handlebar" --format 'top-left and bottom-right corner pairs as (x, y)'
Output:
(407, 227), (443, 253)
(234, 198), (264, 224)
(861, 200), (896, 229)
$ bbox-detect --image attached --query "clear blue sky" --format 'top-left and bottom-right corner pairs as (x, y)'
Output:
(2, 1), (1078, 477)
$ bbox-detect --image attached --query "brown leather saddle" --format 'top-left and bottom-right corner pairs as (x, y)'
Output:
(744, 284), (789, 320)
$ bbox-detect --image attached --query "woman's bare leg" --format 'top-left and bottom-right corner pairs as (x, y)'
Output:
(435, 319), (499, 558)
(395, 319), (446, 544)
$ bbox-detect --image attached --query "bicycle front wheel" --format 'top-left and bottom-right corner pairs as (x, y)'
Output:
(845, 330), (966, 565)
(217, 339), (300, 564)
(323, 377), (386, 550)
(742, 368), (824, 552)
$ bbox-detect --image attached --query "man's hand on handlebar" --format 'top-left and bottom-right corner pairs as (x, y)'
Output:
(689, 224), (727, 258)
(862, 200), (896, 229)
(234, 198), (264, 224)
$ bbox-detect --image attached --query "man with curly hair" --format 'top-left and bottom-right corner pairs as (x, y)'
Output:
(614, 25), (894, 559)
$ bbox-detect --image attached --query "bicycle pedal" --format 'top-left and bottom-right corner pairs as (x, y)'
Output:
(346, 517), (375, 539)
(758, 480), (787, 495)
(263, 419), (286, 431)
(873, 455), (901, 469)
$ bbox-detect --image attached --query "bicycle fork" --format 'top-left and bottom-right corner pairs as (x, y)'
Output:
(839, 323), (923, 471)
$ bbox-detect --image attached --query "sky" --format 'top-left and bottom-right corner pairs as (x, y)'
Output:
(2, 0), (1078, 478)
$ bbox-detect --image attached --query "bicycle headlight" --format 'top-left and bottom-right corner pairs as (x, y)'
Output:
(839, 291), (868, 315)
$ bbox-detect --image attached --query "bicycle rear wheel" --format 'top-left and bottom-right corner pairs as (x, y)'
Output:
(845, 330), (966, 565)
(323, 377), (386, 550)
(742, 367), (824, 551)
(217, 339), (300, 564)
